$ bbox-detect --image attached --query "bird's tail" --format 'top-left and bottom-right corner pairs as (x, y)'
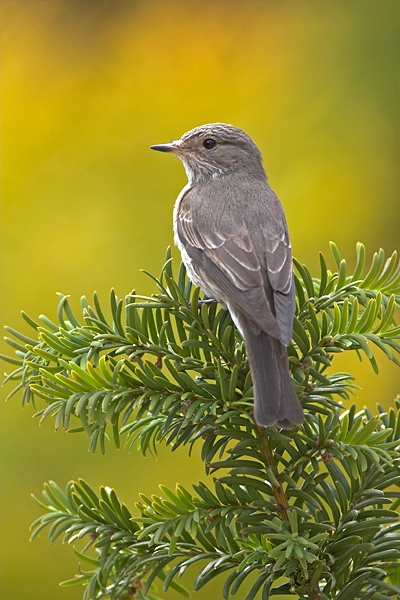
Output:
(241, 320), (303, 428)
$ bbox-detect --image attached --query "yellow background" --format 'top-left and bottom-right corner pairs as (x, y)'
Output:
(1, 1), (400, 599)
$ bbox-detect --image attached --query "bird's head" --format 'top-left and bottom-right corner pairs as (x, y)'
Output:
(151, 123), (266, 185)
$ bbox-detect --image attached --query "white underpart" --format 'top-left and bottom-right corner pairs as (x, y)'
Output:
(227, 303), (244, 337)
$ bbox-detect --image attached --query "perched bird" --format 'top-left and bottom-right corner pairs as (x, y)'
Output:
(151, 123), (303, 428)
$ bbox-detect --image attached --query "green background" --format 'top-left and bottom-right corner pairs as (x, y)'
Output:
(1, 1), (400, 598)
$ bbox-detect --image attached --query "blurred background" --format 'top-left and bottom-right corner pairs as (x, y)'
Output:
(1, 1), (400, 598)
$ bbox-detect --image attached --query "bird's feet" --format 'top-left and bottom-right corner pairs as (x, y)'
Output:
(186, 298), (218, 308)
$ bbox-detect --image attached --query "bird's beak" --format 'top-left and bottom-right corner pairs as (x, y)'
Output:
(150, 141), (183, 154)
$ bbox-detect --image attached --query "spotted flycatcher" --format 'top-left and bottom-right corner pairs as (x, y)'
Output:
(151, 123), (303, 428)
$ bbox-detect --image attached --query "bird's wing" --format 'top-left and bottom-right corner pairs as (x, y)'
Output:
(177, 192), (294, 343)
(264, 231), (295, 346)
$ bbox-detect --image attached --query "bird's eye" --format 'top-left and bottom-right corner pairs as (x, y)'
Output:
(203, 138), (216, 149)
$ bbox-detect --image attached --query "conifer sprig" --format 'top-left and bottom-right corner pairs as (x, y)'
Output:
(2, 243), (400, 599)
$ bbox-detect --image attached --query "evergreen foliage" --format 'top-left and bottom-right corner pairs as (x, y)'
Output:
(2, 242), (400, 600)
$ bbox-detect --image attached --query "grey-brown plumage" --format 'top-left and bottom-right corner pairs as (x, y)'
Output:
(151, 123), (303, 428)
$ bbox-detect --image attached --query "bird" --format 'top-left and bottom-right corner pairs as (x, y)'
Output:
(150, 123), (304, 429)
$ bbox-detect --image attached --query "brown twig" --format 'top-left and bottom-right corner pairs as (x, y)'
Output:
(256, 426), (323, 600)
(255, 425), (288, 521)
